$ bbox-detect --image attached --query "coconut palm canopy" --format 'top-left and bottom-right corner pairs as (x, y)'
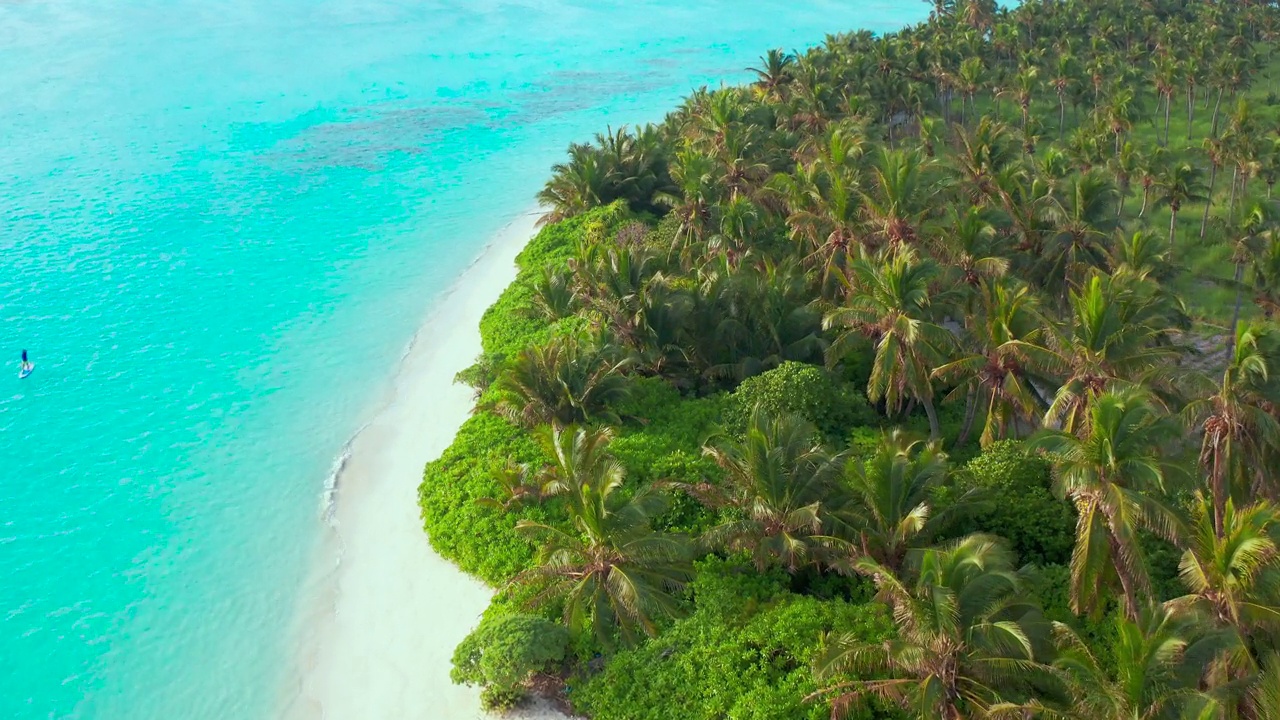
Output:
(425, 1), (1280, 718)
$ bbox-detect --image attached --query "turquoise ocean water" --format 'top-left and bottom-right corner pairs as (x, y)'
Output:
(0, 2), (925, 718)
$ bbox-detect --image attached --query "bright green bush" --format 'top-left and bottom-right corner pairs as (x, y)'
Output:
(724, 361), (874, 441)
(452, 612), (571, 711)
(953, 440), (1076, 567)
(571, 556), (896, 720)
(418, 412), (552, 583)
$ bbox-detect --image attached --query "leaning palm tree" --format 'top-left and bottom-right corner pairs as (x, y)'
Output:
(513, 426), (692, 649)
(812, 535), (1048, 720)
(825, 246), (953, 440)
(1031, 387), (1183, 620)
(1183, 324), (1280, 529)
(694, 409), (844, 573)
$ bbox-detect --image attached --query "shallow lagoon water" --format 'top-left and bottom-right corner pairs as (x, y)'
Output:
(0, 2), (926, 717)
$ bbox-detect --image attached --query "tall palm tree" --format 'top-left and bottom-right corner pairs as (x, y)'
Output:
(1228, 200), (1278, 342)
(934, 281), (1054, 446)
(1040, 170), (1120, 295)
(1202, 136), (1228, 240)
(859, 148), (939, 248)
(1031, 387), (1183, 620)
(1156, 161), (1208, 261)
(1183, 324), (1280, 526)
(514, 426), (692, 648)
(750, 49), (795, 101)
(1040, 271), (1185, 433)
(813, 535), (1047, 720)
(695, 409), (845, 572)
(825, 246), (953, 440)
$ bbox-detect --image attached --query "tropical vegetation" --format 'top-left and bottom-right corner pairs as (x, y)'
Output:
(421, 0), (1280, 717)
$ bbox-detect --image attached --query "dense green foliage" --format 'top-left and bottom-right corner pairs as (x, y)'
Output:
(724, 361), (875, 441)
(451, 613), (570, 711)
(573, 557), (895, 720)
(419, 0), (1280, 717)
(953, 440), (1075, 566)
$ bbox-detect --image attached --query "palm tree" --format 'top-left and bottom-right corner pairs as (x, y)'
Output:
(1155, 161), (1208, 262)
(1045, 604), (1227, 720)
(1031, 387), (1183, 620)
(486, 332), (633, 429)
(514, 426), (692, 648)
(538, 144), (609, 223)
(1202, 136), (1228, 240)
(831, 431), (958, 572)
(1040, 271), (1185, 433)
(695, 409), (844, 572)
(1152, 55), (1180, 146)
(1183, 324), (1280, 527)
(1051, 54), (1077, 140)
(1250, 235), (1280, 319)
(813, 535), (1047, 720)
(859, 148), (939, 248)
(750, 49), (795, 101)
(1228, 200), (1278, 342)
(1040, 170), (1120, 295)
(934, 281), (1054, 446)
(825, 246), (953, 440)
(1169, 492), (1280, 641)
(656, 149), (722, 258)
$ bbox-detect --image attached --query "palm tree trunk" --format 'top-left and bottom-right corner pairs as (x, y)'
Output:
(955, 389), (978, 447)
(1059, 96), (1066, 139)
(1109, 534), (1142, 621)
(1229, 260), (1245, 354)
(1187, 86), (1196, 140)
(1227, 166), (1239, 221)
(1169, 209), (1179, 261)
(1139, 186), (1150, 218)
(1162, 92), (1171, 146)
(923, 396), (941, 442)
(1210, 85), (1225, 138)
(1202, 162), (1218, 239)
(1211, 444), (1227, 538)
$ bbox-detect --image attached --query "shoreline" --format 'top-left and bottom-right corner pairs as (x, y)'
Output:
(279, 209), (570, 720)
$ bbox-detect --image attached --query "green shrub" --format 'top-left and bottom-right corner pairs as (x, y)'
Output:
(953, 440), (1076, 567)
(452, 612), (570, 711)
(418, 412), (552, 583)
(724, 362), (873, 441)
(570, 556), (896, 720)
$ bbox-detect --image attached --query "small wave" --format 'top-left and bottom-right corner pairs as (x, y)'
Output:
(319, 437), (357, 527)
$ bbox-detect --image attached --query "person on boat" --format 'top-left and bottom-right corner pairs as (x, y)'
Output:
(21, 349), (32, 372)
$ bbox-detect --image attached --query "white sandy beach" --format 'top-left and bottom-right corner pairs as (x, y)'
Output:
(281, 210), (571, 720)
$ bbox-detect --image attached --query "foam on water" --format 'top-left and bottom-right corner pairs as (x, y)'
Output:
(0, 1), (925, 718)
